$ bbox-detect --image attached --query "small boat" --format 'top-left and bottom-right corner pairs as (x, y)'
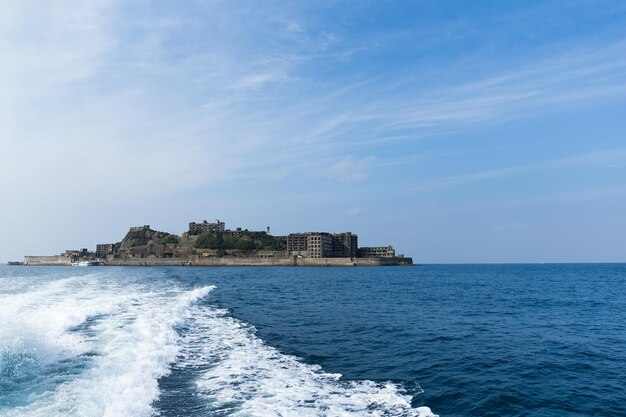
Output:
(71, 261), (96, 266)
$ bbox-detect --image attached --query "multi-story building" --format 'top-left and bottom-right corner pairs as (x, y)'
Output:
(287, 232), (334, 258)
(257, 225), (395, 259)
(287, 233), (309, 256)
(332, 232), (358, 258)
(307, 233), (333, 258)
(63, 248), (93, 261)
(189, 219), (225, 233)
(96, 244), (115, 258)
(358, 246), (396, 258)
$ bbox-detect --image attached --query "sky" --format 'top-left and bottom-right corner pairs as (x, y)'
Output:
(2, 0), (626, 263)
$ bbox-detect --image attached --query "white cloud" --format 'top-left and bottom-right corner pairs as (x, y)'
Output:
(346, 207), (363, 216)
(231, 71), (289, 89)
(411, 148), (626, 191)
(329, 156), (376, 182)
(285, 21), (304, 34)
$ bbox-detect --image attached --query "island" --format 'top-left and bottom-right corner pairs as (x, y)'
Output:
(20, 219), (413, 266)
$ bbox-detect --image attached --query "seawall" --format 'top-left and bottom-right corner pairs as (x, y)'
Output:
(104, 256), (413, 267)
(24, 256), (72, 266)
(22, 255), (412, 267)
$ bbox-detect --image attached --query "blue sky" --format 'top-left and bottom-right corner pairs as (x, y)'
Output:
(2, 0), (626, 262)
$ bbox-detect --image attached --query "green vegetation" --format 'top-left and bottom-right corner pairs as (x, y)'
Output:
(126, 230), (150, 246)
(195, 231), (285, 251)
(161, 234), (179, 245)
(123, 229), (180, 248)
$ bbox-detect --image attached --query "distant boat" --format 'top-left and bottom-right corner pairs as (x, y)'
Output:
(72, 261), (97, 266)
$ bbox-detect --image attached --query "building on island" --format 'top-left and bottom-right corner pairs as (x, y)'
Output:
(64, 248), (90, 258)
(287, 232), (359, 258)
(307, 233), (334, 258)
(287, 232), (333, 258)
(332, 232), (358, 258)
(287, 233), (311, 257)
(358, 246), (396, 258)
(129, 225), (151, 232)
(96, 244), (115, 258)
(189, 219), (225, 233)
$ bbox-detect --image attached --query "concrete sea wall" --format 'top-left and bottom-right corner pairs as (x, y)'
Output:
(23, 255), (412, 267)
(24, 256), (72, 266)
(104, 257), (295, 267)
(104, 256), (413, 267)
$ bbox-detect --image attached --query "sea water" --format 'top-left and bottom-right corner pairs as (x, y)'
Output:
(0, 264), (624, 417)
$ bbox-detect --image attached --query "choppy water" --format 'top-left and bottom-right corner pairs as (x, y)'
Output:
(0, 264), (624, 417)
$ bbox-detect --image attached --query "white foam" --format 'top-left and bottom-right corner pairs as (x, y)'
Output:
(54, 285), (215, 417)
(182, 304), (438, 417)
(0, 274), (214, 417)
(1, 273), (437, 417)
(0, 274), (130, 364)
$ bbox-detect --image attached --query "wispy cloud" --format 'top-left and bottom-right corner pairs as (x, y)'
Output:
(329, 156), (376, 182)
(341, 44), (626, 142)
(467, 185), (626, 211)
(3, 2), (626, 198)
(231, 71), (289, 89)
(411, 148), (626, 191)
(346, 207), (363, 216)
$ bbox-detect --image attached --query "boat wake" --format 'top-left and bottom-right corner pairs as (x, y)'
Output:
(0, 273), (436, 417)
(167, 303), (436, 417)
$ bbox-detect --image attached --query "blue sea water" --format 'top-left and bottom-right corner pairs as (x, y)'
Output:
(0, 264), (624, 417)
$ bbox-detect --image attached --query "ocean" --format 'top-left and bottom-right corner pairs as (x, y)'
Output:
(0, 264), (624, 417)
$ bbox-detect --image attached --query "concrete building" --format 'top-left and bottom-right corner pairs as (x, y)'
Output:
(287, 233), (309, 256)
(62, 248), (93, 261)
(189, 219), (225, 233)
(64, 248), (90, 258)
(358, 246), (396, 258)
(129, 225), (151, 232)
(287, 232), (334, 258)
(332, 232), (358, 258)
(224, 227), (244, 235)
(308, 233), (334, 258)
(96, 244), (115, 258)
(288, 232), (360, 258)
